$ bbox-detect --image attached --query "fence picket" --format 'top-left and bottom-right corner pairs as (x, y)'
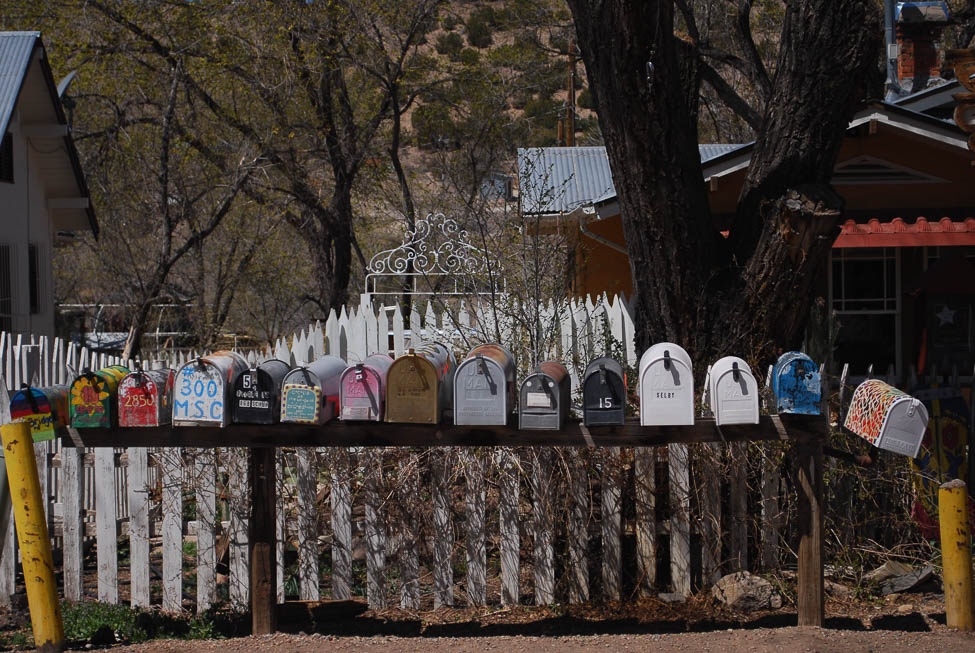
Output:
(635, 446), (656, 594)
(601, 447), (622, 601)
(567, 448), (589, 604)
(532, 448), (554, 605)
(96, 447), (119, 604)
(730, 443), (748, 572)
(398, 454), (420, 610)
(127, 447), (150, 608)
(297, 448), (320, 601)
(162, 449), (183, 612)
(499, 449), (519, 606)
(464, 450), (486, 606)
(229, 450), (250, 610)
(669, 443), (691, 598)
(701, 443), (723, 585)
(365, 450), (386, 609)
(196, 450), (217, 613)
(432, 449), (453, 608)
(330, 449), (352, 601)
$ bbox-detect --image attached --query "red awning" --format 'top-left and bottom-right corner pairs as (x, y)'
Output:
(833, 217), (975, 248)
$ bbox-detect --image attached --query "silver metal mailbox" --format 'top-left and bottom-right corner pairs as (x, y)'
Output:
(454, 343), (517, 425)
(232, 359), (291, 425)
(173, 351), (248, 427)
(518, 361), (570, 430)
(707, 356), (760, 425)
(582, 356), (626, 426)
(340, 353), (394, 421)
(281, 355), (347, 424)
(638, 342), (694, 426)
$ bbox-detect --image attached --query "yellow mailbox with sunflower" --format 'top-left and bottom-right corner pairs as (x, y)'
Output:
(69, 365), (130, 428)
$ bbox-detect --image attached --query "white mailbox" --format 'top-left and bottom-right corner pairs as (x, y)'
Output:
(707, 356), (759, 425)
(638, 342), (694, 426)
(173, 351), (249, 427)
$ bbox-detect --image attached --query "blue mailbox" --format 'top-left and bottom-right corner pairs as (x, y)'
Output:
(771, 351), (821, 415)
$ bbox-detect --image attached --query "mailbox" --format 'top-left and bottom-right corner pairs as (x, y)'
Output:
(386, 342), (456, 424)
(281, 355), (347, 424)
(707, 356), (759, 425)
(173, 351), (248, 427)
(454, 343), (517, 425)
(844, 379), (929, 457)
(69, 365), (129, 428)
(233, 359), (291, 424)
(771, 351), (821, 415)
(340, 354), (393, 421)
(638, 342), (694, 426)
(119, 369), (175, 427)
(582, 357), (626, 426)
(519, 361), (570, 430)
(10, 385), (69, 442)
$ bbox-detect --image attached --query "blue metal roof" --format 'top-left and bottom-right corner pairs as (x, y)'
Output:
(0, 32), (40, 138)
(518, 144), (746, 214)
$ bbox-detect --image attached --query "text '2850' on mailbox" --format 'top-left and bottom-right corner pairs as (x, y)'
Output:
(707, 356), (759, 425)
(386, 342), (456, 424)
(583, 357), (626, 426)
(844, 379), (929, 457)
(119, 369), (174, 427)
(69, 365), (129, 428)
(173, 351), (248, 427)
(771, 351), (821, 415)
(454, 344), (516, 426)
(281, 355), (347, 424)
(233, 359), (291, 424)
(340, 354), (393, 421)
(638, 342), (694, 426)
(519, 361), (570, 430)
(11, 385), (68, 442)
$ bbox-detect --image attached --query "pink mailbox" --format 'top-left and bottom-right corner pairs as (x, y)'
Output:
(340, 354), (394, 421)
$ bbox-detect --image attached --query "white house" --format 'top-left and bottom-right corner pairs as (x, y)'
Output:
(0, 31), (97, 338)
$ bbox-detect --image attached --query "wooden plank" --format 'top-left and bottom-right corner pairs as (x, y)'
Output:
(601, 447), (621, 601)
(634, 446), (655, 595)
(498, 448), (520, 606)
(250, 448), (277, 635)
(62, 439), (85, 602)
(296, 448), (320, 601)
(330, 449), (352, 601)
(0, 500), (13, 608)
(729, 442), (748, 572)
(96, 446), (119, 603)
(465, 450), (486, 606)
(276, 451), (285, 605)
(397, 454), (420, 610)
(364, 450), (387, 609)
(796, 439), (825, 627)
(761, 453), (781, 570)
(196, 450), (217, 613)
(567, 448), (589, 603)
(668, 442), (691, 598)
(127, 447), (150, 608)
(532, 448), (554, 605)
(229, 448), (250, 610)
(161, 448), (183, 612)
(700, 443), (723, 586)
(432, 448), (453, 608)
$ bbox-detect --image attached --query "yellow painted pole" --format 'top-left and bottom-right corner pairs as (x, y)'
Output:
(939, 479), (974, 631)
(1, 422), (65, 652)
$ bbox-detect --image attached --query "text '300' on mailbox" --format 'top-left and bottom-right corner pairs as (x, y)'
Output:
(582, 357), (626, 426)
(69, 365), (129, 428)
(707, 356), (759, 425)
(281, 355), (347, 424)
(10, 385), (69, 442)
(844, 379), (929, 457)
(386, 342), (456, 424)
(771, 351), (821, 416)
(454, 343), (517, 426)
(119, 369), (174, 427)
(233, 359), (291, 424)
(519, 361), (570, 430)
(638, 342), (694, 426)
(173, 351), (248, 427)
(340, 354), (393, 421)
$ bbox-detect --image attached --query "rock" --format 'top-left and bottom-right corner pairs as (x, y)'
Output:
(657, 592), (687, 604)
(897, 604), (914, 614)
(865, 560), (913, 584)
(712, 571), (780, 612)
(825, 580), (851, 597)
(881, 565), (939, 595)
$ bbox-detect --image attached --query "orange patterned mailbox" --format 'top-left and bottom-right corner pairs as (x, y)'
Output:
(844, 379), (929, 457)
(69, 365), (130, 428)
(119, 369), (174, 427)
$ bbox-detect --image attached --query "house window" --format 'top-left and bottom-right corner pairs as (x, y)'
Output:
(0, 244), (12, 332)
(0, 132), (12, 183)
(29, 243), (39, 315)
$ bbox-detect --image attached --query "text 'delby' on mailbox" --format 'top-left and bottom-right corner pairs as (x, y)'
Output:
(70, 365), (129, 429)
(119, 369), (174, 427)
(582, 357), (626, 426)
(172, 351), (248, 427)
(11, 385), (68, 442)
(454, 343), (517, 426)
(386, 342), (456, 424)
(280, 355), (347, 424)
(844, 379), (929, 457)
(771, 351), (821, 415)
(708, 356), (759, 425)
(233, 359), (291, 425)
(519, 361), (570, 430)
(341, 354), (393, 421)
(638, 342), (694, 426)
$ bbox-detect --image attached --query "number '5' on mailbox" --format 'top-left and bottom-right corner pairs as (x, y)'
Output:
(583, 357), (626, 426)
(11, 385), (69, 442)
(281, 355), (347, 424)
(70, 365), (130, 428)
(173, 351), (248, 427)
(843, 379), (929, 457)
(771, 351), (821, 416)
(233, 359), (291, 425)
(454, 344), (517, 426)
(340, 354), (393, 421)
(638, 343), (694, 426)
(119, 369), (174, 427)
(707, 356), (759, 425)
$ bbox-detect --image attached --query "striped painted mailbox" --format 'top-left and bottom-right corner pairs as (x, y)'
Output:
(69, 365), (130, 428)
(638, 342), (694, 426)
(771, 351), (821, 415)
(173, 351), (248, 427)
(281, 355), (347, 424)
(707, 356), (759, 425)
(844, 379), (929, 457)
(518, 361), (570, 430)
(340, 354), (394, 422)
(454, 344), (517, 426)
(10, 385), (69, 442)
(582, 357), (627, 426)
(119, 369), (174, 427)
(386, 342), (456, 424)
(233, 359), (291, 424)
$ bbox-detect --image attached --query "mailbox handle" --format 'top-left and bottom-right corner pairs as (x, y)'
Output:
(20, 384), (40, 414)
(732, 361), (741, 382)
(663, 350), (671, 370)
(476, 355), (498, 395)
(354, 363), (364, 381)
(598, 363), (607, 384)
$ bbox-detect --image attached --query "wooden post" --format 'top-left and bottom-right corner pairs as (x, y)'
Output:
(700, 442), (723, 585)
(161, 449), (183, 612)
(499, 448), (519, 606)
(730, 442), (748, 572)
(249, 447), (277, 636)
(61, 438), (85, 602)
(634, 446), (656, 594)
(296, 448), (320, 601)
(796, 437), (825, 627)
(398, 453), (420, 610)
(195, 450), (217, 613)
(532, 448), (554, 605)
(567, 448), (589, 603)
(432, 448), (454, 608)
(95, 447), (118, 604)
(669, 442), (691, 598)
(364, 450), (387, 609)
(464, 450), (486, 606)
(601, 447), (622, 601)
(330, 449), (352, 601)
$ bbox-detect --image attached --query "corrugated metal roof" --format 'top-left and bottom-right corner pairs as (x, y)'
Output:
(518, 144), (746, 214)
(0, 32), (40, 138)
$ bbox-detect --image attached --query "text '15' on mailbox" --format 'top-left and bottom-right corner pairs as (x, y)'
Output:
(281, 355), (347, 424)
(583, 357), (626, 426)
(708, 356), (759, 425)
(69, 365), (129, 429)
(386, 342), (456, 424)
(844, 379), (929, 457)
(341, 354), (393, 421)
(233, 359), (291, 425)
(519, 361), (570, 430)
(638, 342), (694, 426)
(119, 369), (174, 427)
(173, 351), (248, 427)
(11, 385), (68, 442)
(454, 343), (517, 426)
(771, 351), (821, 416)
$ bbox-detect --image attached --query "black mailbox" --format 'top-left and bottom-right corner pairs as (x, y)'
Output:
(518, 361), (570, 430)
(582, 356), (626, 426)
(232, 359), (291, 424)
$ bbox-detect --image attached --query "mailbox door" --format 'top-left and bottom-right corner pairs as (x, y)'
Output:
(640, 358), (694, 426)
(173, 363), (229, 426)
(70, 370), (124, 428)
(455, 357), (509, 425)
(844, 380), (929, 457)
(386, 356), (439, 423)
(876, 398), (929, 457)
(773, 354), (821, 415)
(233, 368), (279, 424)
(281, 383), (323, 424)
(519, 373), (562, 430)
(713, 368), (759, 425)
(120, 374), (160, 427)
(583, 361), (626, 426)
(341, 365), (384, 421)
(10, 387), (57, 442)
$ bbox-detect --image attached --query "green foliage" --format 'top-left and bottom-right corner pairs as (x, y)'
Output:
(576, 87), (594, 109)
(435, 31), (464, 59)
(466, 12), (494, 48)
(441, 14), (461, 31)
(62, 601), (149, 644)
(459, 47), (481, 65)
(412, 102), (456, 149)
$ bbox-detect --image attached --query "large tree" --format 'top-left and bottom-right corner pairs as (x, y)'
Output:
(565, 0), (881, 367)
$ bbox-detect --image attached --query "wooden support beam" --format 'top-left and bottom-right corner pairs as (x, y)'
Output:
(249, 447), (277, 635)
(795, 438), (825, 627)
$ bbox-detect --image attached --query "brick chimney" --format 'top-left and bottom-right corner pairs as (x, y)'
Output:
(896, 2), (950, 93)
